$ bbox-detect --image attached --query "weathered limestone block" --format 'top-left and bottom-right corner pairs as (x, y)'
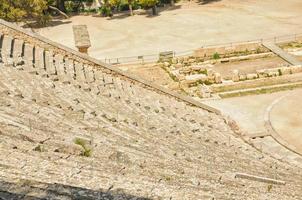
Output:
(188, 58), (196, 63)
(232, 70), (240, 82)
(34, 46), (44, 69)
(263, 68), (279, 77)
(279, 67), (291, 75)
(207, 69), (214, 77)
(170, 65), (176, 70)
(239, 74), (247, 81)
(290, 65), (302, 74)
(178, 74), (185, 81)
(171, 58), (178, 64)
(256, 69), (267, 78)
(163, 62), (170, 67)
(184, 74), (207, 85)
(74, 62), (86, 82)
(200, 84), (212, 98)
(84, 65), (95, 83)
(23, 43), (36, 72)
(178, 57), (184, 63)
(104, 75), (114, 85)
(214, 72), (222, 83)
(175, 63), (183, 69)
(170, 70), (180, 79)
(54, 54), (66, 81)
(45, 51), (56, 75)
(65, 58), (75, 82)
(24, 44), (34, 63)
(1, 35), (13, 64)
(267, 71), (279, 77)
(12, 39), (24, 66)
(190, 64), (209, 72)
(246, 73), (258, 80)
(179, 67), (191, 74)
(94, 70), (105, 83)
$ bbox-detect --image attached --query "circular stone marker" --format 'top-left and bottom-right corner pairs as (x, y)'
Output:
(269, 91), (302, 155)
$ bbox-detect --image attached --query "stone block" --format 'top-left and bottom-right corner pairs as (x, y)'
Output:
(163, 62), (170, 67)
(45, 51), (56, 75)
(185, 74), (207, 84)
(232, 70), (240, 82)
(267, 71), (279, 77)
(171, 70), (180, 78)
(290, 65), (302, 74)
(179, 67), (191, 74)
(23, 43), (36, 73)
(84, 65), (95, 83)
(279, 67), (291, 75)
(34, 46), (44, 69)
(214, 73), (222, 83)
(171, 58), (178, 64)
(1, 35), (13, 64)
(188, 58), (196, 63)
(207, 69), (214, 77)
(190, 65), (207, 72)
(200, 85), (212, 98)
(239, 74), (247, 81)
(175, 63), (183, 69)
(54, 54), (65, 76)
(65, 58), (75, 82)
(12, 39), (23, 66)
(246, 73), (258, 80)
(74, 62), (86, 82)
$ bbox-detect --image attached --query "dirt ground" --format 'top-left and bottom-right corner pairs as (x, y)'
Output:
(120, 64), (181, 91)
(213, 56), (288, 79)
(37, 0), (302, 60)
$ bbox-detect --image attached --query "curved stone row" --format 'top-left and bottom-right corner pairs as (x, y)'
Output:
(0, 22), (302, 199)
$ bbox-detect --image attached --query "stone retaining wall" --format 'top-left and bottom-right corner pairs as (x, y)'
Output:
(193, 42), (268, 58)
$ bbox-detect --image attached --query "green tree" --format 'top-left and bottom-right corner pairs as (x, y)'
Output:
(128, 0), (134, 16)
(139, 0), (158, 15)
(0, 0), (50, 25)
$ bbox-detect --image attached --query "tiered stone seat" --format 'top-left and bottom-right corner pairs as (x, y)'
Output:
(0, 20), (302, 199)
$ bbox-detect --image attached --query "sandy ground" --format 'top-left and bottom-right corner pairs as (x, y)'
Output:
(203, 88), (302, 154)
(37, 0), (302, 60)
(213, 56), (287, 79)
(120, 64), (180, 91)
(270, 90), (302, 154)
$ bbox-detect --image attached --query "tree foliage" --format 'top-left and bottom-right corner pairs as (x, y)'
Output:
(138, 0), (158, 8)
(0, 0), (49, 24)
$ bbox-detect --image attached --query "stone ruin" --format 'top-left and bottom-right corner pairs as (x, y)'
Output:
(0, 19), (302, 199)
(157, 43), (302, 99)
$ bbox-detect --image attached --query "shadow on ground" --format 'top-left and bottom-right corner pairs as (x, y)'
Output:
(0, 179), (151, 200)
(198, 0), (222, 5)
(22, 20), (71, 29)
(104, 4), (182, 20)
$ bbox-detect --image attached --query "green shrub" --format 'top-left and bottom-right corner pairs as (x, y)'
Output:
(278, 69), (282, 76)
(74, 138), (92, 157)
(99, 6), (112, 17)
(213, 52), (220, 60)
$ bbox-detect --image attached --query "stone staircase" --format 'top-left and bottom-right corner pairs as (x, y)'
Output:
(0, 20), (302, 199)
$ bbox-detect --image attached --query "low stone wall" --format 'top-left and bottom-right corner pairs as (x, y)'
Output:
(231, 65), (302, 82)
(211, 72), (302, 93)
(193, 42), (268, 58)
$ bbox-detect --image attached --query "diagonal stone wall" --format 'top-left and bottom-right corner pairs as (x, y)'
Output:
(0, 19), (219, 114)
